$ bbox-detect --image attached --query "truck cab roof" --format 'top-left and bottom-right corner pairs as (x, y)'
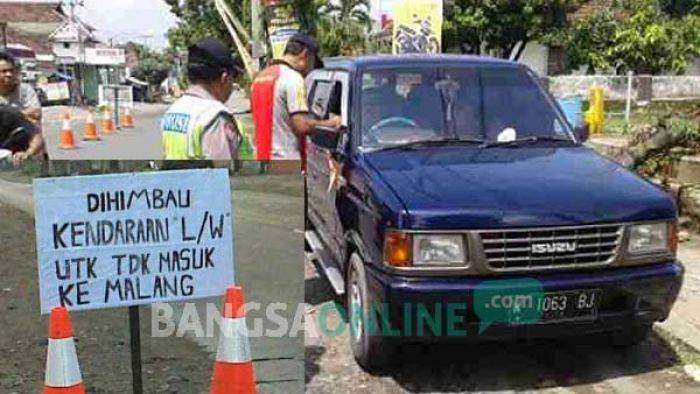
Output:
(321, 54), (520, 73)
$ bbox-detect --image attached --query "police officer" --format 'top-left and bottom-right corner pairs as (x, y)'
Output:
(161, 38), (240, 160)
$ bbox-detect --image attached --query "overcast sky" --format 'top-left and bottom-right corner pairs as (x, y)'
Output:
(75, 0), (178, 49)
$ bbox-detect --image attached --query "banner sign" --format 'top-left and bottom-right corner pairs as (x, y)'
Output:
(37, 81), (70, 102)
(33, 169), (235, 314)
(85, 48), (126, 66)
(265, 0), (299, 59)
(393, 0), (443, 54)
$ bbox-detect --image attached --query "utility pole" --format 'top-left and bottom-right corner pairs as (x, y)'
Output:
(0, 22), (7, 49)
(65, 0), (85, 103)
(251, 0), (263, 71)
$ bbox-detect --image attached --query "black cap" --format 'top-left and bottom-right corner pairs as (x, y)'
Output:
(288, 33), (319, 53)
(188, 38), (237, 71)
(287, 33), (323, 68)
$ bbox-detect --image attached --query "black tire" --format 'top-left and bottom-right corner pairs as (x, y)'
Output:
(347, 253), (395, 372)
(609, 324), (653, 347)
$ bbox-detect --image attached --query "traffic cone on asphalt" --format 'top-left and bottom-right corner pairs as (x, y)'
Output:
(121, 107), (135, 128)
(82, 110), (100, 141)
(44, 307), (86, 394)
(101, 107), (115, 134)
(210, 286), (256, 394)
(58, 112), (76, 150)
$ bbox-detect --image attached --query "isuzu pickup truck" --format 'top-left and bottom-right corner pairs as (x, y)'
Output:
(304, 55), (684, 371)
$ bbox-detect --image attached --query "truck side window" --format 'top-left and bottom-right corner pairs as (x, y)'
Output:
(309, 80), (333, 119)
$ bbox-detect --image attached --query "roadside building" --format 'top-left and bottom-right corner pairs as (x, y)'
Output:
(0, 0), (64, 76)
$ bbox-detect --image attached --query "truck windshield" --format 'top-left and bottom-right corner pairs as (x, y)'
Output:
(360, 66), (572, 149)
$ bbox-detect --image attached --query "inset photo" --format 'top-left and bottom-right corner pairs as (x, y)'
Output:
(0, 160), (305, 393)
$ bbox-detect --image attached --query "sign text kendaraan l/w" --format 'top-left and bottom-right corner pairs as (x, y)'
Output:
(53, 189), (226, 305)
(34, 169), (235, 314)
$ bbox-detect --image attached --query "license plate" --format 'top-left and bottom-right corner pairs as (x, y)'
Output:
(508, 289), (601, 325)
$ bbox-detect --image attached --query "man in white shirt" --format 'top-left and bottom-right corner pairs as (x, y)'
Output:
(251, 33), (340, 161)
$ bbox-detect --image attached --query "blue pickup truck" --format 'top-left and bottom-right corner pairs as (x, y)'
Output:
(304, 55), (683, 370)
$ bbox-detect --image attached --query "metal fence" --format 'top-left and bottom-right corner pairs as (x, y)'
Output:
(546, 74), (700, 124)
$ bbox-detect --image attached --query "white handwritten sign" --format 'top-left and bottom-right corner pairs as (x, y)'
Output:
(33, 169), (235, 314)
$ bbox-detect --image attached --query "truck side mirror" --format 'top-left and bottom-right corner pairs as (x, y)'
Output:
(310, 125), (341, 151)
(575, 124), (589, 143)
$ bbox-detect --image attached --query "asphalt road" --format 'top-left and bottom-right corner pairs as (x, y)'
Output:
(40, 92), (250, 160)
(0, 171), (305, 393)
(42, 104), (166, 160)
(305, 253), (700, 394)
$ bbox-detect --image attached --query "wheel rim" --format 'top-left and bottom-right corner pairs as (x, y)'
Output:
(350, 277), (363, 343)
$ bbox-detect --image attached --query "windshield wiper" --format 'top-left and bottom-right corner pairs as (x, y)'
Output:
(375, 138), (486, 152)
(480, 136), (574, 149)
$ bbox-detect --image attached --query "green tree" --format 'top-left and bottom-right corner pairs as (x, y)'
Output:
(609, 0), (699, 73)
(128, 43), (172, 87)
(287, 0), (370, 56)
(317, 0), (370, 55)
(555, 0), (700, 74)
(319, 0), (371, 29)
(443, 0), (579, 59)
(559, 10), (617, 73)
(164, 0), (251, 50)
(287, 0), (322, 35)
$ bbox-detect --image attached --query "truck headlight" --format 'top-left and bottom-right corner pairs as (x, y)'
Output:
(384, 232), (467, 268)
(628, 222), (675, 255)
(414, 234), (466, 266)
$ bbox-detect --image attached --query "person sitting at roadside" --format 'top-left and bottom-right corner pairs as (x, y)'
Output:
(0, 51), (46, 164)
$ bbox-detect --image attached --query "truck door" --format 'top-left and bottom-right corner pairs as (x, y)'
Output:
(306, 71), (349, 262)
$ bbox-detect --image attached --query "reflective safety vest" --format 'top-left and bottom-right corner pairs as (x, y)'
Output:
(161, 94), (231, 159)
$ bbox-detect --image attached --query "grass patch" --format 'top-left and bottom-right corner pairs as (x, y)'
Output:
(235, 114), (255, 160)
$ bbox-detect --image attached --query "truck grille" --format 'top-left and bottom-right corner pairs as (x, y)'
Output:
(479, 224), (623, 272)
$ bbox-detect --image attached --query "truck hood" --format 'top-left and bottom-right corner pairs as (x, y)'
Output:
(363, 146), (676, 229)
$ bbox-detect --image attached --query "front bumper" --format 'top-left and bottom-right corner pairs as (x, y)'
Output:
(365, 262), (684, 341)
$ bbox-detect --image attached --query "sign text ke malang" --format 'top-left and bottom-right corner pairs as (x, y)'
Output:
(34, 169), (235, 314)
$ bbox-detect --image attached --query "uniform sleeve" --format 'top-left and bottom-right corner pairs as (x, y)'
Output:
(201, 113), (240, 160)
(284, 72), (309, 116)
(21, 84), (41, 110)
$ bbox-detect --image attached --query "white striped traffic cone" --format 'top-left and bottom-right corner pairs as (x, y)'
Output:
(211, 286), (256, 394)
(44, 307), (85, 394)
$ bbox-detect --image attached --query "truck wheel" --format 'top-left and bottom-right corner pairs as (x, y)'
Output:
(609, 324), (653, 347)
(347, 253), (395, 372)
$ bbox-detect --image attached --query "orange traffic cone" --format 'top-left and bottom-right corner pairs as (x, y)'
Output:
(58, 112), (76, 150)
(211, 287), (256, 394)
(44, 307), (86, 394)
(82, 110), (100, 141)
(121, 107), (135, 128)
(101, 107), (115, 135)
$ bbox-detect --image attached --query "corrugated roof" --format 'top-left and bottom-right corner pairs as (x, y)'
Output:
(7, 22), (61, 36)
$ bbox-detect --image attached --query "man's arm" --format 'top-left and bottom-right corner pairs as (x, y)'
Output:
(13, 85), (45, 162)
(20, 84), (42, 123)
(290, 113), (341, 138)
(22, 107), (41, 123)
(284, 72), (341, 138)
(200, 113), (240, 161)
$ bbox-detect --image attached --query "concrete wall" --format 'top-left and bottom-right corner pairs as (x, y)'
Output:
(547, 75), (700, 101)
(652, 76), (700, 100)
